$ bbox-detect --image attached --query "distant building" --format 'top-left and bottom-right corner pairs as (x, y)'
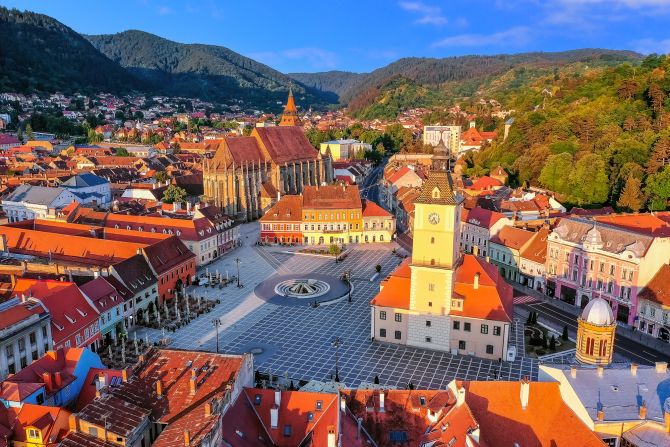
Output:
(2, 185), (80, 222)
(319, 139), (371, 161)
(637, 263), (670, 341)
(423, 125), (461, 152)
(59, 173), (112, 207)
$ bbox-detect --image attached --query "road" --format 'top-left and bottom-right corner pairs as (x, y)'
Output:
(518, 300), (668, 365)
(359, 164), (383, 205)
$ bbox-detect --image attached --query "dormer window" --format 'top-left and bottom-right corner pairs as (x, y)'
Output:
(138, 227), (143, 232)
(419, 396), (426, 406)
(28, 429), (40, 439)
(432, 187), (441, 199)
(176, 230), (181, 236)
(254, 394), (261, 405)
(126, 225), (131, 230)
(316, 401), (322, 411)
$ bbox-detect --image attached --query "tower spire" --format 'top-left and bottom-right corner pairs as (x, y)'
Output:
(279, 87), (301, 127)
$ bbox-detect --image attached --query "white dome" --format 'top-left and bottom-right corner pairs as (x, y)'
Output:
(581, 297), (615, 326)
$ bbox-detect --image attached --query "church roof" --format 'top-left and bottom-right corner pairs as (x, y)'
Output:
(253, 127), (318, 164)
(415, 171), (459, 205)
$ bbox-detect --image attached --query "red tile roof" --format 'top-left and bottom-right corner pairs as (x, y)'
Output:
(469, 176), (503, 191)
(80, 277), (123, 314)
(302, 184), (362, 210)
(75, 367), (124, 411)
(11, 403), (71, 444)
(362, 200), (392, 218)
(253, 127), (319, 164)
(490, 226), (534, 250)
(260, 195), (303, 222)
(464, 381), (605, 447)
(638, 264), (670, 307)
(461, 207), (508, 229)
(0, 299), (48, 333)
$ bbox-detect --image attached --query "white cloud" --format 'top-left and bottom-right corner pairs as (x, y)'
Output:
(631, 37), (670, 54)
(249, 48), (338, 70)
(399, 1), (448, 26)
(156, 6), (174, 15)
(432, 27), (530, 48)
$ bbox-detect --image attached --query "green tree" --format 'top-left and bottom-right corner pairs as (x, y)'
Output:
(115, 147), (130, 157)
(617, 175), (644, 212)
(562, 325), (569, 341)
(161, 185), (187, 204)
(645, 165), (670, 210)
(154, 171), (170, 183)
(25, 123), (34, 140)
(549, 335), (557, 351)
(539, 153), (573, 194)
(569, 154), (609, 205)
(328, 244), (342, 258)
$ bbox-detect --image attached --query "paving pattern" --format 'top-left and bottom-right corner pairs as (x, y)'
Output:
(132, 223), (539, 388)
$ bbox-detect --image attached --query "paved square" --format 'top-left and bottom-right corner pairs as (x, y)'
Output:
(133, 223), (538, 388)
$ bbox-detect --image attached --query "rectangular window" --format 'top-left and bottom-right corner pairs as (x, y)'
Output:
(480, 324), (489, 334)
(453, 321), (460, 330)
(464, 322), (471, 332)
(458, 340), (466, 350)
(425, 337), (432, 343)
(379, 311), (387, 320)
(486, 345), (494, 355)
(394, 330), (401, 340)
(379, 328), (386, 338)
(609, 265), (615, 275)
(493, 326), (501, 336)
(428, 283), (435, 292)
(426, 320), (431, 327)
(394, 313), (402, 322)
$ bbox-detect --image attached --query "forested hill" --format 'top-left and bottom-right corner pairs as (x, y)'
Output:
(291, 50), (642, 118)
(468, 54), (670, 211)
(0, 7), (141, 94)
(86, 30), (335, 107)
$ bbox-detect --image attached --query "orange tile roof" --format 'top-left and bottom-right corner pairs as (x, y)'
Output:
(0, 299), (48, 333)
(362, 200), (392, 218)
(370, 259), (412, 309)
(302, 184), (362, 210)
(452, 255), (513, 322)
(490, 226), (534, 250)
(11, 403), (71, 444)
(638, 264), (670, 307)
(464, 381), (605, 447)
(519, 227), (550, 264)
(594, 212), (670, 237)
(260, 195), (303, 222)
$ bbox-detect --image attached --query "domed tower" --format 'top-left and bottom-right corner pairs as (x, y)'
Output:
(279, 88), (301, 127)
(576, 296), (616, 365)
(431, 135), (450, 172)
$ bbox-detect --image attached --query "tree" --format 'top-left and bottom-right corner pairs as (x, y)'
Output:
(539, 153), (572, 194)
(161, 185), (187, 204)
(562, 325), (569, 341)
(549, 335), (557, 351)
(617, 175), (644, 212)
(25, 123), (34, 140)
(115, 147), (130, 157)
(154, 171), (170, 183)
(648, 83), (665, 115)
(647, 136), (670, 174)
(328, 244), (342, 261)
(645, 165), (670, 210)
(569, 154), (609, 205)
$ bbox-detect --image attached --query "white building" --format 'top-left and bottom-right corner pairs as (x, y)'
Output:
(459, 207), (513, 257)
(60, 173), (112, 207)
(423, 125), (461, 152)
(2, 185), (81, 222)
(319, 139), (371, 161)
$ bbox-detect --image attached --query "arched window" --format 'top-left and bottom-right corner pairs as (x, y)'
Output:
(599, 340), (607, 357)
(432, 187), (441, 199)
(430, 259), (435, 266)
(431, 237), (435, 244)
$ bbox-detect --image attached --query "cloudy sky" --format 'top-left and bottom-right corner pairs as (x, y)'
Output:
(6, 0), (670, 72)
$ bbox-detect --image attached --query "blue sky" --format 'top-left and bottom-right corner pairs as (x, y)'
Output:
(5, 0), (670, 73)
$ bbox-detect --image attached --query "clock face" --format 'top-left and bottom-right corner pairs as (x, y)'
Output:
(428, 212), (440, 225)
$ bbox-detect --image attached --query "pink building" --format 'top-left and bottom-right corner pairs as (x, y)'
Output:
(546, 217), (670, 325)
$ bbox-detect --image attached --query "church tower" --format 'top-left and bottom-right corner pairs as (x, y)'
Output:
(576, 296), (616, 365)
(279, 88), (301, 127)
(431, 135), (450, 172)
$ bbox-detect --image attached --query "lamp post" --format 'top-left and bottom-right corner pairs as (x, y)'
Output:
(212, 318), (222, 353)
(235, 257), (242, 288)
(332, 336), (343, 382)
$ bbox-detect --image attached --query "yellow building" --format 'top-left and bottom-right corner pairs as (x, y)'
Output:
(371, 170), (514, 360)
(302, 184), (363, 245)
(576, 297), (616, 365)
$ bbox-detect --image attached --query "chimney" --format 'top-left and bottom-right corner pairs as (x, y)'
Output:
(456, 382), (466, 407)
(473, 272), (480, 290)
(42, 372), (53, 393)
(639, 402), (648, 419)
(327, 426), (336, 447)
(570, 366), (577, 379)
(597, 409), (605, 421)
(121, 369), (128, 382)
(95, 389), (101, 399)
(270, 407), (279, 429)
(656, 362), (668, 373)
(379, 391), (385, 413)
(520, 378), (530, 410)
(189, 373), (197, 395)
(357, 417), (363, 440)
(97, 373), (106, 390)
(68, 414), (79, 432)
(664, 399), (670, 433)
(54, 371), (63, 388)
(597, 366), (604, 377)
(156, 380), (163, 396)
(93, 271), (100, 279)
(340, 395), (346, 413)
(274, 389), (281, 407)
(631, 363), (638, 376)
(204, 402), (212, 417)
(183, 430), (191, 447)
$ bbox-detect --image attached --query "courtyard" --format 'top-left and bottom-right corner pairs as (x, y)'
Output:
(132, 222), (538, 388)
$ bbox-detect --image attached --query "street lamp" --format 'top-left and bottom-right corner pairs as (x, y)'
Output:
(212, 318), (222, 353)
(332, 336), (343, 382)
(235, 257), (242, 288)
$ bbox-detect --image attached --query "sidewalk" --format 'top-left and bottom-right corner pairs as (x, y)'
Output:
(514, 283), (670, 357)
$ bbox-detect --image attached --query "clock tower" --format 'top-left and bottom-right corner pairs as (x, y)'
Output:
(407, 171), (463, 349)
